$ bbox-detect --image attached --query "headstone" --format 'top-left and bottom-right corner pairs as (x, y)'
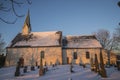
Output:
(52, 64), (55, 67)
(23, 66), (27, 73)
(31, 65), (35, 71)
(44, 65), (48, 72)
(14, 61), (20, 76)
(68, 78), (72, 80)
(83, 64), (86, 68)
(38, 66), (40, 69)
(19, 57), (24, 68)
(116, 60), (120, 71)
(70, 64), (74, 73)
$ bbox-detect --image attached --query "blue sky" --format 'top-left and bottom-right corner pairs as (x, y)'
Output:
(0, 0), (120, 46)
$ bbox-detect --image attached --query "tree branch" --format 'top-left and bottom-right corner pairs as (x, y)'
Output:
(0, 0), (32, 24)
(0, 3), (11, 12)
(12, 0), (23, 7)
(11, 0), (24, 17)
(0, 17), (17, 24)
(26, 0), (32, 5)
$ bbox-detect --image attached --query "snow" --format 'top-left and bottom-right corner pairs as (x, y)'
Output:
(67, 39), (102, 48)
(101, 67), (120, 80)
(65, 35), (102, 48)
(12, 31), (61, 47)
(0, 65), (120, 80)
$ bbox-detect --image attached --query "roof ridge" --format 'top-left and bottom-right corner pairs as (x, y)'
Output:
(31, 31), (61, 33)
(66, 34), (95, 37)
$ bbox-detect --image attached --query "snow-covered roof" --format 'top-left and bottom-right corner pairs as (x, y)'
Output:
(63, 35), (102, 48)
(8, 31), (62, 47)
(8, 31), (102, 48)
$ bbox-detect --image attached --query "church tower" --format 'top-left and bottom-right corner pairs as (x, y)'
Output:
(22, 10), (31, 36)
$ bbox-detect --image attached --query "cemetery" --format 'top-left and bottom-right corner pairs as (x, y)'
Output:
(0, 1), (120, 80)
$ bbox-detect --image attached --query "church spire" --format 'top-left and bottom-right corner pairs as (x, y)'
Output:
(22, 10), (31, 36)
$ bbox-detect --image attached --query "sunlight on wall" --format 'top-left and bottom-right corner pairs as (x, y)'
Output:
(5, 47), (62, 66)
(5, 48), (116, 66)
(22, 24), (29, 35)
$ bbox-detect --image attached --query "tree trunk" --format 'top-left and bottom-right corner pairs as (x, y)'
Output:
(39, 52), (44, 76)
(94, 54), (99, 72)
(107, 50), (110, 67)
(90, 57), (94, 71)
(99, 49), (107, 78)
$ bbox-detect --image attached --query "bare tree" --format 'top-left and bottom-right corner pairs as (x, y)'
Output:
(93, 29), (111, 49)
(93, 29), (114, 66)
(0, 0), (31, 24)
(99, 49), (107, 77)
(113, 26), (120, 50)
(94, 54), (99, 73)
(0, 33), (5, 55)
(116, 1), (120, 50)
(118, 1), (120, 7)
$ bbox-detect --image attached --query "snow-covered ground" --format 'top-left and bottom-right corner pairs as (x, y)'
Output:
(0, 65), (120, 80)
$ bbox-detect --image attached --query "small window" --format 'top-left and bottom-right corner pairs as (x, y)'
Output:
(73, 52), (77, 59)
(86, 51), (90, 59)
(41, 51), (44, 58)
(74, 39), (76, 42)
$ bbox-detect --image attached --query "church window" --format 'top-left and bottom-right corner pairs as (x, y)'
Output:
(73, 52), (77, 59)
(41, 51), (44, 58)
(86, 51), (90, 59)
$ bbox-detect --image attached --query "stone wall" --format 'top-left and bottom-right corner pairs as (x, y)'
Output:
(62, 48), (114, 65)
(5, 47), (62, 66)
(5, 47), (116, 66)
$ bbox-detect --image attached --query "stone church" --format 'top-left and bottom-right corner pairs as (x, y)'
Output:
(5, 12), (116, 66)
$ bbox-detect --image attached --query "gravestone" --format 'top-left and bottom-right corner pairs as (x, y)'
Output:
(19, 57), (24, 68)
(70, 64), (74, 73)
(14, 61), (20, 76)
(23, 66), (27, 73)
(82, 64), (86, 68)
(31, 65), (35, 71)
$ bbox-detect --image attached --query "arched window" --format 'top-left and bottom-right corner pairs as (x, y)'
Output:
(41, 51), (44, 58)
(73, 52), (77, 59)
(86, 51), (90, 59)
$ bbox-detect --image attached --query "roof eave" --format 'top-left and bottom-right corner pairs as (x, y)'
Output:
(6, 45), (62, 49)
(62, 47), (102, 49)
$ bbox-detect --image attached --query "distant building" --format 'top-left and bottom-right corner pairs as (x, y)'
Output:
(5, 12), (116, 66)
